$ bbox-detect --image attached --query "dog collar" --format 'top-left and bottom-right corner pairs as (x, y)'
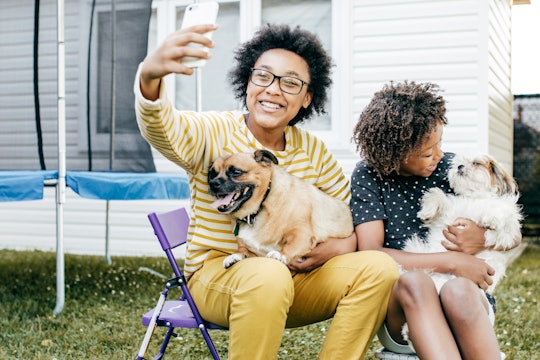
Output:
(234, 180), (272, 235)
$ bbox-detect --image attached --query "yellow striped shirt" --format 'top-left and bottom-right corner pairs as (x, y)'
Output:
(134, 70), (351, 278)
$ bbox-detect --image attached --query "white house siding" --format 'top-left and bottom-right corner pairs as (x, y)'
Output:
(0, 0), (83, 171)
(486, 0), (513, 169)
(0, 0), (56, 170)
(0, 0), (184, 257)
(351, 0), (513, 171)
(0, 0), (514, 256)
(0, 188), (188, 257)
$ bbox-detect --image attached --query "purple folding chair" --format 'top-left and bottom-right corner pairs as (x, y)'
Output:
(136, 208), (227, 360)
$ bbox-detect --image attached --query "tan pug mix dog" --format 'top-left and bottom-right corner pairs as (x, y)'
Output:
(208, 149), (354, 269)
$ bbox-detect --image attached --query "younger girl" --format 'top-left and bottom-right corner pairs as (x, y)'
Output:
(351, 81), (509, 359)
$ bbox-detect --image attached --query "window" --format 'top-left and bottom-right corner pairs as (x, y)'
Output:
(149, 0), (350, 149)
(174, 1), (240, 112)
(96, 9), (148, 135)
(78, 0), (156, 171)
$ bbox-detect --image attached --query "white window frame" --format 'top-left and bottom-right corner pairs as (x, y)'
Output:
(77, 0), (155, 158)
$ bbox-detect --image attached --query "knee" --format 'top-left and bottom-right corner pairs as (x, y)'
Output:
(354, 250), (400, 284)
(378, 252), (400, 285)
(234, 258), (294, 308)
(395, 271), (438, 309)
(440, 278), (484, 320)
(440, 277), (476, 298)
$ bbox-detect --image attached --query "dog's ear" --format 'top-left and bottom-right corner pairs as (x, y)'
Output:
(207, 156), (225, 180)
(253, 149), (278, 166)
(208, 162), (215, 177)
(489, 157), (518, 196)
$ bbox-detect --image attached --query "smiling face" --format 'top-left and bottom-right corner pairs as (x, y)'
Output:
(245, 49), (313, 134)
(398, 121), (444, 177)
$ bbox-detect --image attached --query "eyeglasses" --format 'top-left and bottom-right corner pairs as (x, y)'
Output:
(250, 68), (310, 95)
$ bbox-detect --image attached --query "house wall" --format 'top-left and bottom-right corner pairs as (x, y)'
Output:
(0, 189), (187, 257)
(0, 0), (59, 170)
(0, 0), (180, 257)
(486, 0), (514, 168)
(0, 0), (514, 257)
(350, 0), (513, 171)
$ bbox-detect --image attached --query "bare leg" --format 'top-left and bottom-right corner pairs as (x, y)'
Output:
(440, 278), (501, 360)
(387, 271), (461, 359)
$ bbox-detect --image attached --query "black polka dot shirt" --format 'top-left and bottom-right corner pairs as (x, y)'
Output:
(350, 152), (455, 250)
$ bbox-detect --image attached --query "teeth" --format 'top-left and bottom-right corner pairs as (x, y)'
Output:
(261, 101), (280, 109)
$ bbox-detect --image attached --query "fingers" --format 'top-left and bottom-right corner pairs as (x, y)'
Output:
(442, 228), (462, 252)
(172, 25), (217, 52)
(165, 32), (215, 67)
(444, 224), (466, 239)
(441, 239), (459, 251)
(476, 265), (495, 290)
(445, 223), (465, 236)
(478, 275), (493, 290)
(478, 279), (489, 291)
(182, 24), (218, 36)
(142, 25), (217, 77)
(450, 217), (472, 227)
(486, 264), (495, 277)
(288, 256), (315, 272)
(442, 227), (457, 241)
(442, 228), (453, 238)
(173, 32), (216, 52)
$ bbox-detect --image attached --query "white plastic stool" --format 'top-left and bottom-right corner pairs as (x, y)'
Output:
(374, 348), (419, 360)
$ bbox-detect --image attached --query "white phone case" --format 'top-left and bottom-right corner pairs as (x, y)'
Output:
(180, 2), (219, 68)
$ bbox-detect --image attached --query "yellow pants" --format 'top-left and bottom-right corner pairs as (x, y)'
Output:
(189, 250), (398, 360)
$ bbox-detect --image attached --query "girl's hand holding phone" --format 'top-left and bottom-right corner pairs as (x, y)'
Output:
(180, 1), (219, 68)
(139, 24), (217, 101)
(139, 2), (219, 101)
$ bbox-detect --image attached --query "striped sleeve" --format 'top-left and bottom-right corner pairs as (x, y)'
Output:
(134, 65), (240, 174)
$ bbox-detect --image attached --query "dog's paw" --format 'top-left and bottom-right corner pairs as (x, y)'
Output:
(223, 253), (246, 269)
(476, 213), (501, 231)
(400, 323), (416, 353)
(401, 323), (410, 342)
(266, 251), (288, 265)
(418, 188), (447, 222)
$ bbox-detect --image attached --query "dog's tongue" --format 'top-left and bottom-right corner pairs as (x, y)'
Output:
(211, 193), (235, 209)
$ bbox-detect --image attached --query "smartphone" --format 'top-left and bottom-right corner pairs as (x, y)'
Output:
(180, 1), (219, 68)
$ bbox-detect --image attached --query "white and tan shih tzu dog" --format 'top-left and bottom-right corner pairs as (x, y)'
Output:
(403, 153), (523, 294)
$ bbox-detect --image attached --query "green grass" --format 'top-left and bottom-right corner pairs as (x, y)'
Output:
(0, 245), (538, 359)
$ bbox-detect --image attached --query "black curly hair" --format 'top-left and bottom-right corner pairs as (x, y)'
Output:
(227, 24), (333, 126)
(352, 81), (448, 177)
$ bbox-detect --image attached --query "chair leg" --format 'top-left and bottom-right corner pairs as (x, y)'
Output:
(180, 281), (221, 360)
(198, 325), (221, 360)
(136, 290), (169, 360)
(152, 326), (176, 360)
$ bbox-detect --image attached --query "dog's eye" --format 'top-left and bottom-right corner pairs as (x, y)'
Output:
(228, 167), (244, 178)
(472, 161), (481, 166)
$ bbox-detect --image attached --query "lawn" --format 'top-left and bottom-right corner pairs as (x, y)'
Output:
(0, 245), (538, 359)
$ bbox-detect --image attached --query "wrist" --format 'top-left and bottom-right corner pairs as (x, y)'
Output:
(140, 77), (161, 102)
(446, 252), (459, 274)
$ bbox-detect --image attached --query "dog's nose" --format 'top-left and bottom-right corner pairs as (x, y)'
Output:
(209, 177), (225, 189)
